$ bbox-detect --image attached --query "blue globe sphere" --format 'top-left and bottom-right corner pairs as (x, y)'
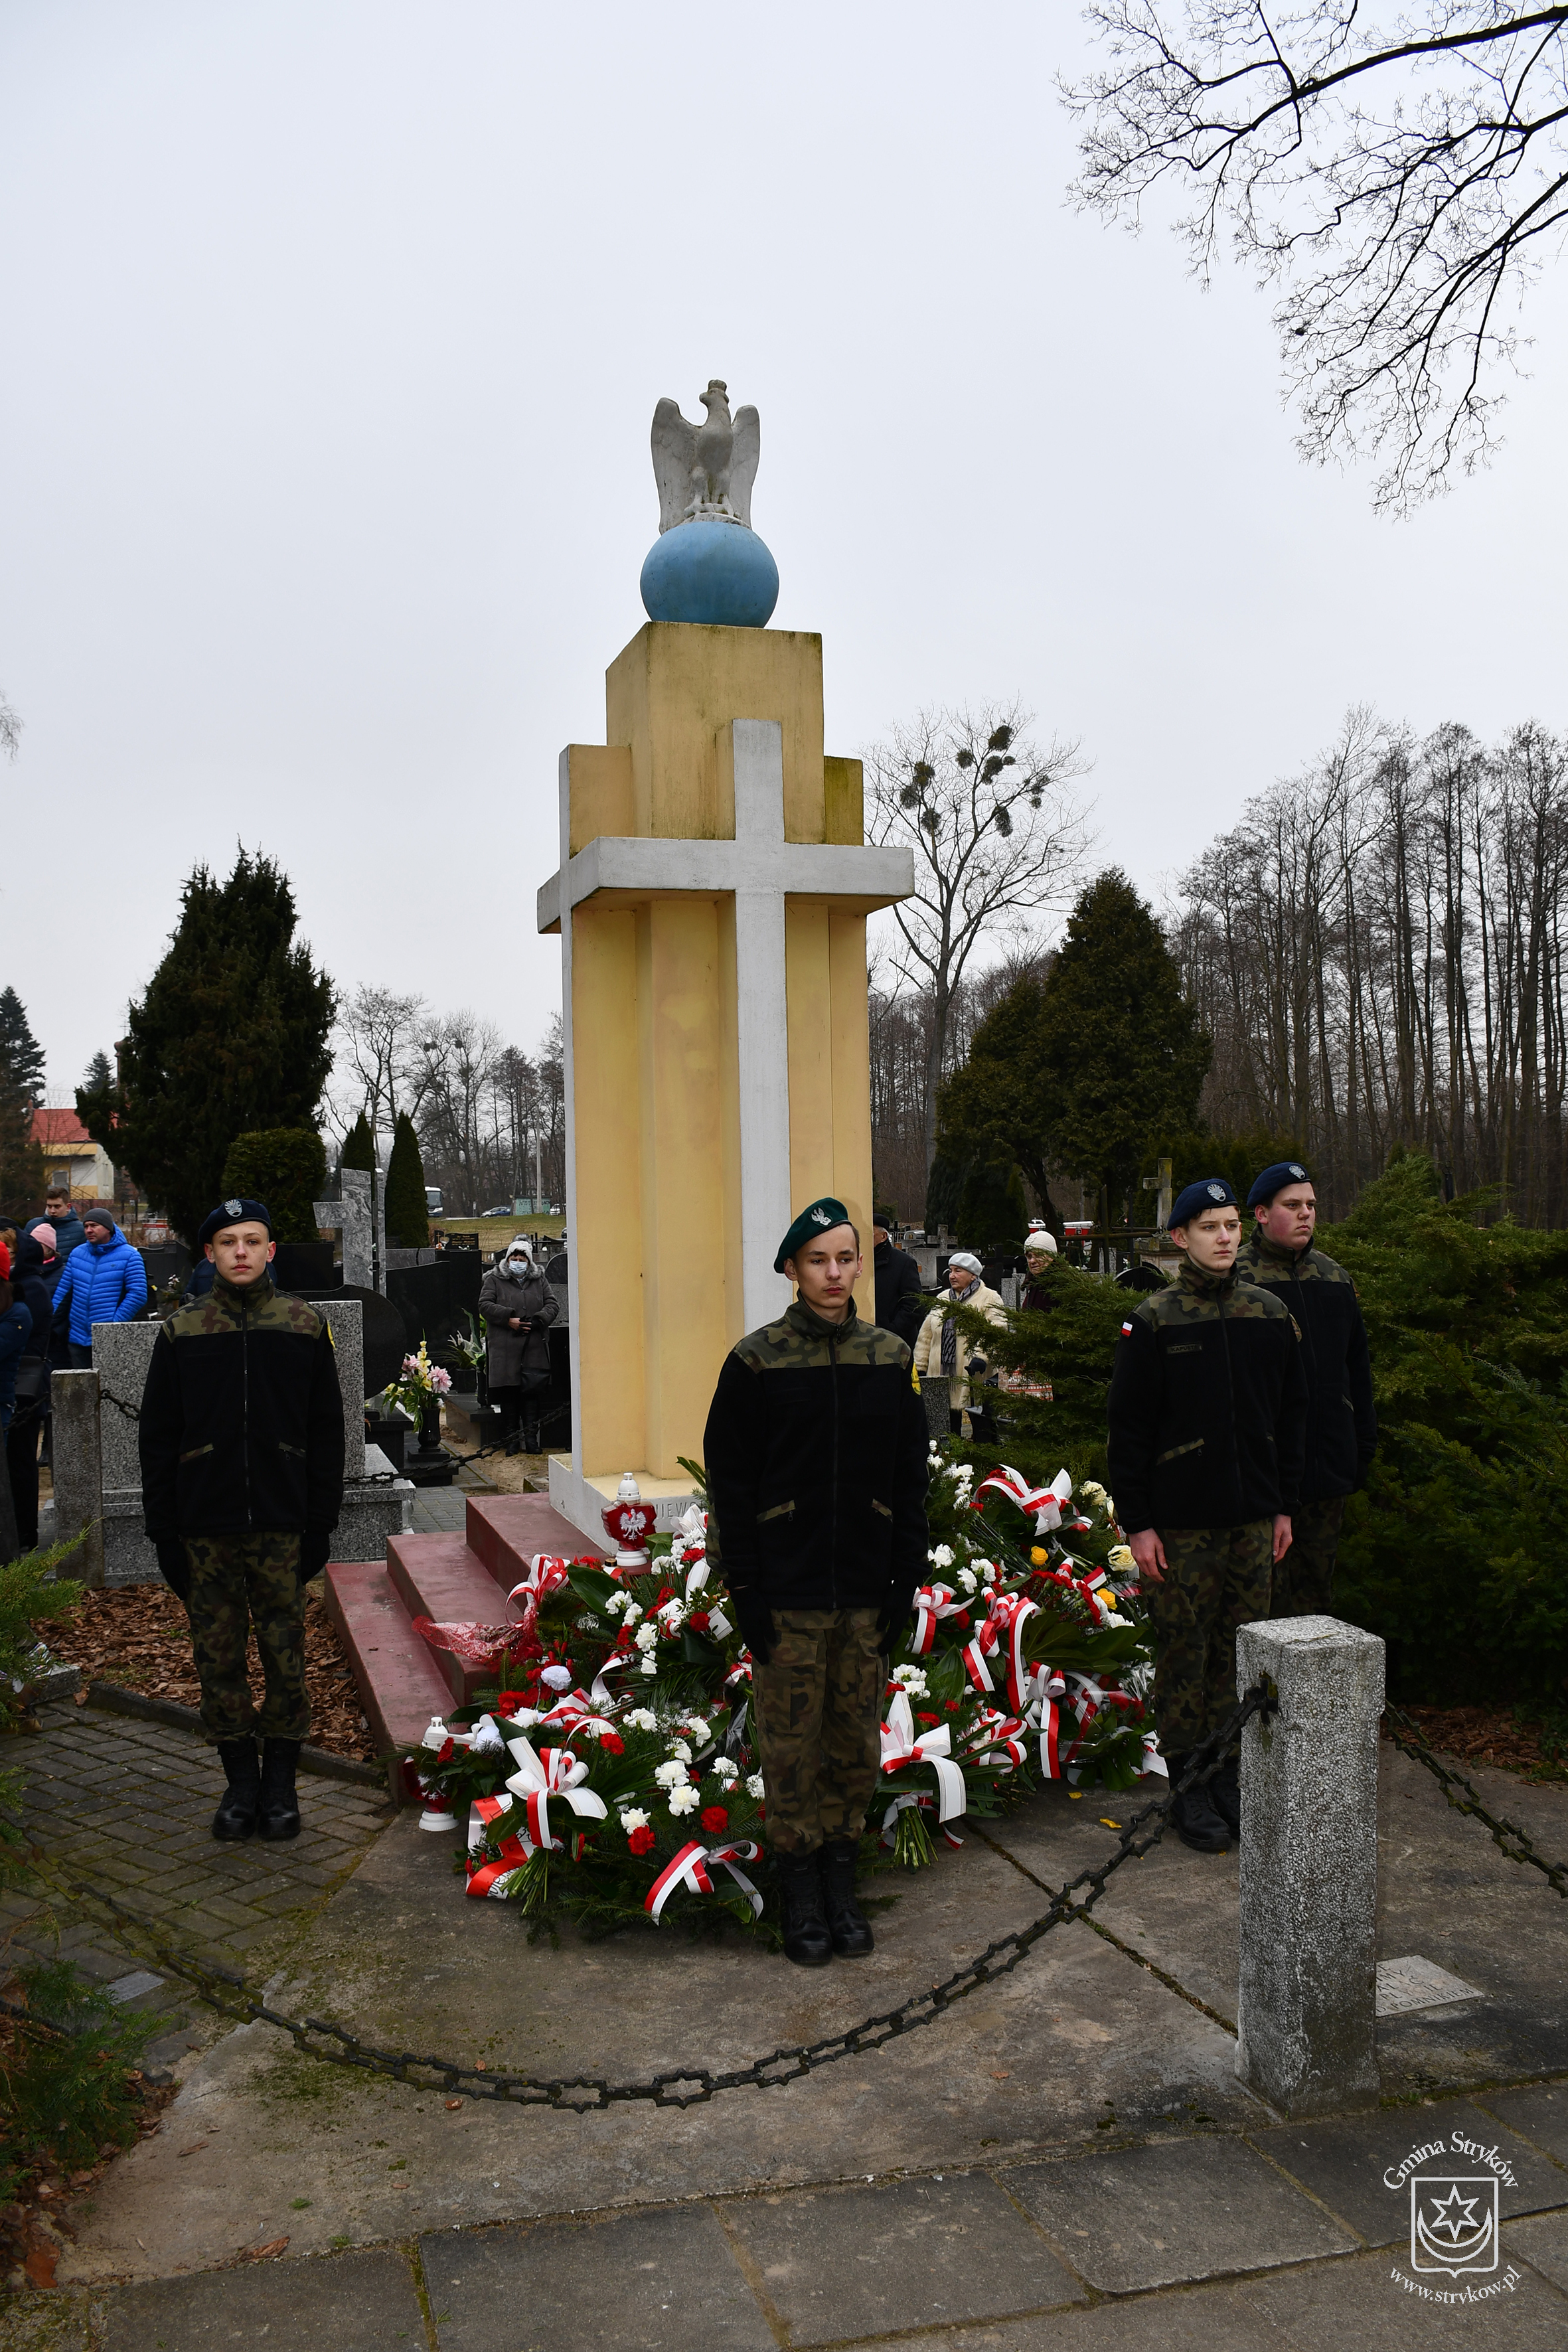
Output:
(639, 517), (779, 628)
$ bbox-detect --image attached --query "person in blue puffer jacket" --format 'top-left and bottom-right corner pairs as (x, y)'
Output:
(50, 1210), (149, 1365)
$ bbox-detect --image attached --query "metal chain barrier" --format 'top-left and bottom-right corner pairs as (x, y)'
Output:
(1383, 1701), (1568, 1899)
(63, 1686), (1275, 2112)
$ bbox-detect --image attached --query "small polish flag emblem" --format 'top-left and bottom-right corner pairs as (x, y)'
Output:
(1121, 1321), (1133, 1335)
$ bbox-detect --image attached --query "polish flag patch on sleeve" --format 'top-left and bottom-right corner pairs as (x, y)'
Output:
(1121, 1320), (1134, 1336)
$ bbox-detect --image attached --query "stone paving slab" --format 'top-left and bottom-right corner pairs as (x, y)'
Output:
(422, 2203), (777, 2351)
(1247, 2094), (1561, 2244)
(1509, 2207), (1568, 2292)
(721, 2173), (1085, 2341)
(96, 2245), (427, 2349)
(1004, 2138), (1356, 2294)
(1485, 2081), (1568, 2164)
(1240, 2243), (1567, 2345)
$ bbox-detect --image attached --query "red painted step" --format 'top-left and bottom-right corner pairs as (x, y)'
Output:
(325, 1489), (611, 1802)
(323, 1558), (454, 1792)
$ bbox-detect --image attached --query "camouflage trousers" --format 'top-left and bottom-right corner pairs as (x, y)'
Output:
(1270, 1496), (1346, 1619)
(1144, 1522), (1273, 1751)
(184, 1532), (309, 1746)
(751, 1609), (884, 1855)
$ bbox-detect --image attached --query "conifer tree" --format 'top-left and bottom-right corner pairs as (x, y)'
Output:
(339, 1113), (375, 1176)
(383, 1111), (430, 1247)
(1035, 872), (1210, 1227)
(81, 1049), (113, 1095)
(0, 988), (45, 1217)
(76, 852), (335, 1244)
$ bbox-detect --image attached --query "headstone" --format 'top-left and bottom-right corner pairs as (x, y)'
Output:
(1234, 1613), (1385, 2118)
(313, 1167), (380, 1291)
(50, 1370), (105, 1589)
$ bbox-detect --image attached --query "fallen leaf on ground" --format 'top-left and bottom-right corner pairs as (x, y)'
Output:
(445, 2098), (463, 2110)
(245, 2236), (289, 2261)
(24, 2240), (58, 2287)
(177, 2141), (208, 2157)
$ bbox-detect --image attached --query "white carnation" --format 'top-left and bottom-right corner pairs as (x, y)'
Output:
(893, 1664), (929, 1696)
(634, 1622), (660, 1652)
(620, 1601), (643, 1625)
(622, 1707), (658, 1732)
(666, 1739), (693, 1764)
(710, 1755), (739, 1784)
(957, 1567), (978, 1595)
(666, 1785), (700, 1816)
(619, 1808), (650, 1833)
(639, 1655), (658, 1676)
(927, 1543), (954, 1569)
(653, 1760), (688, 1788)
(745, 1774), (765, 1800)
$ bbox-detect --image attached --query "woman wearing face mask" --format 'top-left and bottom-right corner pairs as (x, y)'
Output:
(477, 1239), (559, 1455)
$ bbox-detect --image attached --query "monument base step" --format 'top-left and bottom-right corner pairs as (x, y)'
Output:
(324, 1491), (606, 1801)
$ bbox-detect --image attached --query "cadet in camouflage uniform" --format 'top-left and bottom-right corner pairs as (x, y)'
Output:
(139, 1197), (345, 1842)
(1237, 1160), (1376, 1616)
(1107, 1178), (1307, 1853)
(704, 1196), (929, 1966)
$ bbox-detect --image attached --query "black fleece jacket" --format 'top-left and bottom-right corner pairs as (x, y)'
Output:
(1235, 1231), (1377, 1500)
(139, 1271), (345, 1540)
(1106, 1260), (1308, 1535)
(702, 1298), (929, 1610)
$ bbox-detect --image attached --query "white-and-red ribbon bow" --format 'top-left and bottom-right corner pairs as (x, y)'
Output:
(465, 1793), (533, 1898)
(503, 1736), (608, 1851)
(645, 1839), (763, 1922)
(880, 1689), (967, 1822)
(505, 1554), (574, 1628)
(911, 1581), (970, 1655)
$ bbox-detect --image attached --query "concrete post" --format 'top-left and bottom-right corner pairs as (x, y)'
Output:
(1234, 1613), (1385, 2117)
(51, 1368), (106, 1590)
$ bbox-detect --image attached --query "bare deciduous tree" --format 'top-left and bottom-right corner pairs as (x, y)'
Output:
(1174, 708), (1568, 1219)
(1063, 4), (1568, 509)
(0, 688), (21, 761)
(864, 704), (1093, 1174)
(331, 986), (435, 1141)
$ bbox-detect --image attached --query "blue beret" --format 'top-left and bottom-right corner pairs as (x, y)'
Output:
(775, 1196), (854, 1274)
(1245, 1160), (1312, 1210)
(1169, 1178), (1239, 1230)
(198, 1196), (273, 1247)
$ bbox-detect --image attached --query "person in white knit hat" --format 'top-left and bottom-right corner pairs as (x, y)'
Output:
(912, 1251), (1007, 1433)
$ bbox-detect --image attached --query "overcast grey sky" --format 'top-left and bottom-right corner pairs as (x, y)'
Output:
(3, 1), (1563, 1106)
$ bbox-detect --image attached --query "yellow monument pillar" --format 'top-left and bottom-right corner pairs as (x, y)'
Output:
(537, 620), (913, 1540)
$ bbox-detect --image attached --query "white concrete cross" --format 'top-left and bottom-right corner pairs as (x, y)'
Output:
(537, 719), (912, 1334)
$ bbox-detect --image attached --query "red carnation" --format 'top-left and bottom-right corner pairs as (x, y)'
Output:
(689, 1610), (712, 1632)
(627, 1825), (656, 1855)
(598, 1731), (625, 1755)
(496, 1691), (528, 1712)
(700, 1804), (729, 1834)
(916, 1711), (940, 1727)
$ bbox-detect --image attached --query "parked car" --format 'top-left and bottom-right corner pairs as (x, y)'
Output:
(424, 1186), (444, 1215)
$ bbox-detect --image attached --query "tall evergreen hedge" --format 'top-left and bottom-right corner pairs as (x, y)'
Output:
(220, 1129), (327, 1245)
(384, 1112), (429, 1247)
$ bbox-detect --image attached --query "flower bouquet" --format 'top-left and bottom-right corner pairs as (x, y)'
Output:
(390, 1340), (452, 1421)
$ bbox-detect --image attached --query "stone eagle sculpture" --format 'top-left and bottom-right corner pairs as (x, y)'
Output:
(651, 379), (761, 533)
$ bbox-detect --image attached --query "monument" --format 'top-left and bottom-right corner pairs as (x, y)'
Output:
(538, 380), (915, 1539)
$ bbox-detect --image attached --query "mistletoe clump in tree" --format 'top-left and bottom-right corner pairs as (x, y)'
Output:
(77, 852), (335, 1245)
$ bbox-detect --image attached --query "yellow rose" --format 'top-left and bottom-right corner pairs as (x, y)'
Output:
(1030, 1546), (1048, 1567)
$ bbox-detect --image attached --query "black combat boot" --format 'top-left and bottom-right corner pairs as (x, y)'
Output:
(820, 1838), (875, 1957)
(1208, 1753), (1241, 1838)
(774, 1850), (832, 1966)
(212, 1739), (261, 1840)
(1165, 1753), (1231, 1854)
(258, 1738), (303, 1840)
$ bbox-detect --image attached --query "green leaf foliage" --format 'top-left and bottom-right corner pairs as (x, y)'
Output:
(76, 851), (335, 1244)
(384, 1111), (430, 1247)
(220, 1127), (328, 1245)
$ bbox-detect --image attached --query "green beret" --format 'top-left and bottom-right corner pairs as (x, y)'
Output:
(775, 1196), (854, 1274)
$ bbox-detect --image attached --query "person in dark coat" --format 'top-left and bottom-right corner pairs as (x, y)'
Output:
(139, 1198), (345, 1843)
(41, 1192), (87, 1258)
(1019, 1224), (1059, 1312)
(1107, 1178), (1307, 1855)
(478, 1239), (559, 1454)
(1235, 1160), (1376, 1616)
(704, 1198), (929, 1968)
(6, 1231), (55, 1549)
(871, 1209), (925, 1345)
(0, 1279), (31, 1430)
